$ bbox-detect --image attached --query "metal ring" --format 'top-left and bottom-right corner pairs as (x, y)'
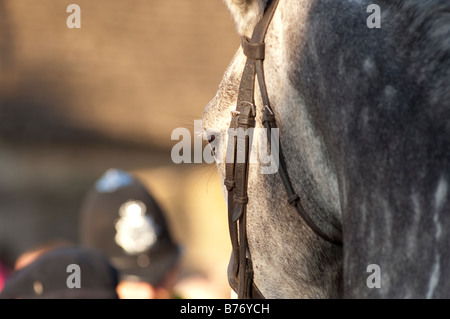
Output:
(264, 105), (274, 115)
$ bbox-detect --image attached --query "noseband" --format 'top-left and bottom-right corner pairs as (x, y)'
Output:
(224, 0), (343, 299)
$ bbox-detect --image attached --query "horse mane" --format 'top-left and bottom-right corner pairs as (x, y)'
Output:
(222, 0), (268, 37)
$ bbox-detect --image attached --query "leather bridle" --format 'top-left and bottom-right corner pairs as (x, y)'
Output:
(224, 0), (343, 299)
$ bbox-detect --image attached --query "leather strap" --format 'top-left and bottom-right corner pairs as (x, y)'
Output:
(225, 0), (280, 300)
(262, 110), (343, 246)
(225, 0), (341, 300)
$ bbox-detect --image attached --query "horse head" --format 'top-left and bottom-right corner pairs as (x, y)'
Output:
(203, 0), (450, 298)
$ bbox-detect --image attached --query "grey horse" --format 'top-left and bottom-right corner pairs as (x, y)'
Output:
(202, 0), (450, 298)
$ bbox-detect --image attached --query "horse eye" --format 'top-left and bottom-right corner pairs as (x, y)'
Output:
(207, 134), (216, 156)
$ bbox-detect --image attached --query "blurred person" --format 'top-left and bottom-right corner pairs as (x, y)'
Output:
(174, 273), (227, 299)
(13, 239), (72, 271)
(79, 168), (183, 299)
(0, 246), (119, 299)
(0, 259), (10, 293)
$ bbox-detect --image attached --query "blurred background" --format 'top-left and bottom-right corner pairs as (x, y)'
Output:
(0, 0), (239, 297)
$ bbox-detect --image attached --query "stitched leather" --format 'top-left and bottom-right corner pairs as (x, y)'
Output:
(225, 0), (280, 300)
(225, 0), (342, 300)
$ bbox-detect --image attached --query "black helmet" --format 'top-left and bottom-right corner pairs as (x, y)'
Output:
(79, 169), (181, 286)
(0, 246), (119, 299)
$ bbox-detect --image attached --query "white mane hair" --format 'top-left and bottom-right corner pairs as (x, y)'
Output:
(222, 0), (269, 37)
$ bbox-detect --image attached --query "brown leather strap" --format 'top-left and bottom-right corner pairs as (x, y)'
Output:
(250, 0), (343, 245)
(226, 0), (344, 299)
(241, 37), (265, 60)
(225, 0), (280, 300)
(262, 108), (343, 246)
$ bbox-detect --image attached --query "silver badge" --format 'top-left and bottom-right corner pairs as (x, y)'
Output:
(114, 200), (159, 255)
